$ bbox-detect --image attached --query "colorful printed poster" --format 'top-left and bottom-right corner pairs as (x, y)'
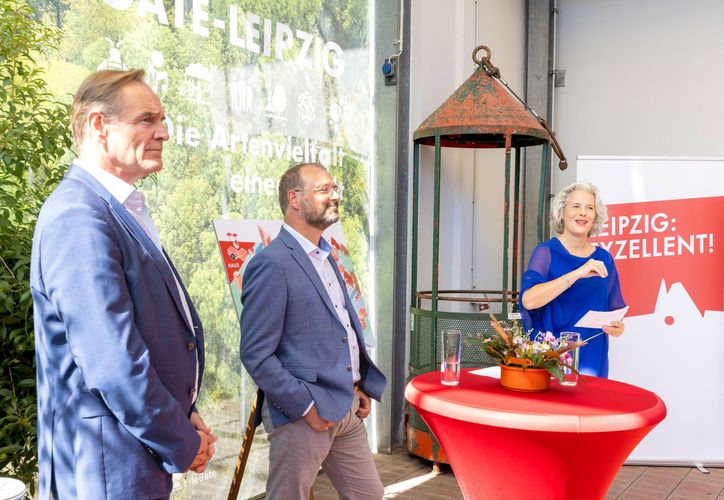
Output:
(579, 156), (724, 464)
(213, 219), (375, 348)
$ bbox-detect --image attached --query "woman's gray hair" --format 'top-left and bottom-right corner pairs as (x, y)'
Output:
(550, 181), (608, 236)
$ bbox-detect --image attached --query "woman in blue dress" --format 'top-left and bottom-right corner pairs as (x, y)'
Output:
(519, 182), (626, 377)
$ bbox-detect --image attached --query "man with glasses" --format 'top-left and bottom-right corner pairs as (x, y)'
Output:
(241, 163), (387, 499)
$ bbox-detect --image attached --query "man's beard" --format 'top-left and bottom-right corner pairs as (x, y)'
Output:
(304, 202), (339, 229)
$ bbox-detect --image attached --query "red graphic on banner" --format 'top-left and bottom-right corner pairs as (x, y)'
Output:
(218, 240), (255, 282)
(590, 196), (723, 317)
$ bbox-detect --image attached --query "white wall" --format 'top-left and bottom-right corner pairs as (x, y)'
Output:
(410, 0), (724, 299)
(410, 0), (527, 308)
(553, 0), (724, 191)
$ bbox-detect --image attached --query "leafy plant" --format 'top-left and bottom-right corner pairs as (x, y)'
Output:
(468, 315), (585, 382)
(0, 0), (72, 492)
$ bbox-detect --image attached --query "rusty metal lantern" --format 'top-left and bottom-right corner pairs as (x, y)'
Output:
(407, 46), (566, 462)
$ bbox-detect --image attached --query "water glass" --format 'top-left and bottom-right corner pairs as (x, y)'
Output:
(440, 329), (462, 386)
(559, 332), (580, 386)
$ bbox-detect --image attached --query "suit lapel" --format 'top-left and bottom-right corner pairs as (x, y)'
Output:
(65, 166), (193, 332)
(164, 249), (199, 333)
(279, 228), (340, 321)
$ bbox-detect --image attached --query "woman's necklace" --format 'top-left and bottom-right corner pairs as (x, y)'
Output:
(558, 236), (594, 258)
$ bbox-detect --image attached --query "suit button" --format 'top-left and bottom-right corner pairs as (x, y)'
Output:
(342, 337), (348, 344)
(186, 342), (195, 351)
(189, 388), (196, 398)
(346, 365), (352, 372)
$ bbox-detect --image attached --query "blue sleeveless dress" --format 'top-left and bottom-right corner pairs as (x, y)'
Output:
(519, 238), (626, 377)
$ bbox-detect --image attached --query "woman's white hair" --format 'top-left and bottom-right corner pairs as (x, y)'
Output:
(550, 181), (608, 236)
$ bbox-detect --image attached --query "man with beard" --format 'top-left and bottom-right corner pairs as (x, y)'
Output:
(240, 163), (387, 499)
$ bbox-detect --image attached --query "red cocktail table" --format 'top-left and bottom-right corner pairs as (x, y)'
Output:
(405, 369), (666, 500)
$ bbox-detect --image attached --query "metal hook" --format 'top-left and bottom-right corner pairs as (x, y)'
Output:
(472, 45), (500, 78)
(472, 44), (567, 170)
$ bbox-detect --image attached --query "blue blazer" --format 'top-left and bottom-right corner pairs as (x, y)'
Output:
(30, 165), (204, 499)
(240, 227), (386, 428)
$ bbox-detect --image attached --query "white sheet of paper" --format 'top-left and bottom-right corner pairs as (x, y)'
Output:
(469, 366), (501, 379)
(574, 306), (629, 329)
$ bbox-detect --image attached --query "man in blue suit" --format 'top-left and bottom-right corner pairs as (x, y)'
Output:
(240, 163), (387, 499)
(30, 69), (217, 499)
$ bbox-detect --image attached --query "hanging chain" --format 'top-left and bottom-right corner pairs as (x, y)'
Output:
(472, 45), (568, 170)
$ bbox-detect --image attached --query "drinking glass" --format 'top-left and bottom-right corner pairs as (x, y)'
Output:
(440, 329), (462, 386)
(559, 332), (580, 386)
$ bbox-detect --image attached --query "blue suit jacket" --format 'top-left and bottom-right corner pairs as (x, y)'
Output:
(240, 227), (386, 428)
(30, 165), (204, 499)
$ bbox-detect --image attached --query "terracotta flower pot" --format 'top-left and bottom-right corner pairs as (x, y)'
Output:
(499, 364), (550, 392)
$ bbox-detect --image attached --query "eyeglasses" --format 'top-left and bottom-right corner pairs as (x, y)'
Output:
(293, 184), (339, 196)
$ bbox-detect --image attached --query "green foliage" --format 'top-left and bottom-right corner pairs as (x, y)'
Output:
(0, 0), (71, 492)
(59, 0), (136, 66)
(29, 0), (69, 29)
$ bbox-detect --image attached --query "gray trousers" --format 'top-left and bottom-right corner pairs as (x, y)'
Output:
(262, 390), (384, 500)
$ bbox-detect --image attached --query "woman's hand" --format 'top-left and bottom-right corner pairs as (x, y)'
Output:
(603, 320), (625, 337)
(521, 258), (611, 311)
(574, 259), (608, 280)
(522, 258), (607, 310)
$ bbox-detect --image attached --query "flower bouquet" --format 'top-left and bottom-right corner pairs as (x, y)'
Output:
(469, 315), (587, 391)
